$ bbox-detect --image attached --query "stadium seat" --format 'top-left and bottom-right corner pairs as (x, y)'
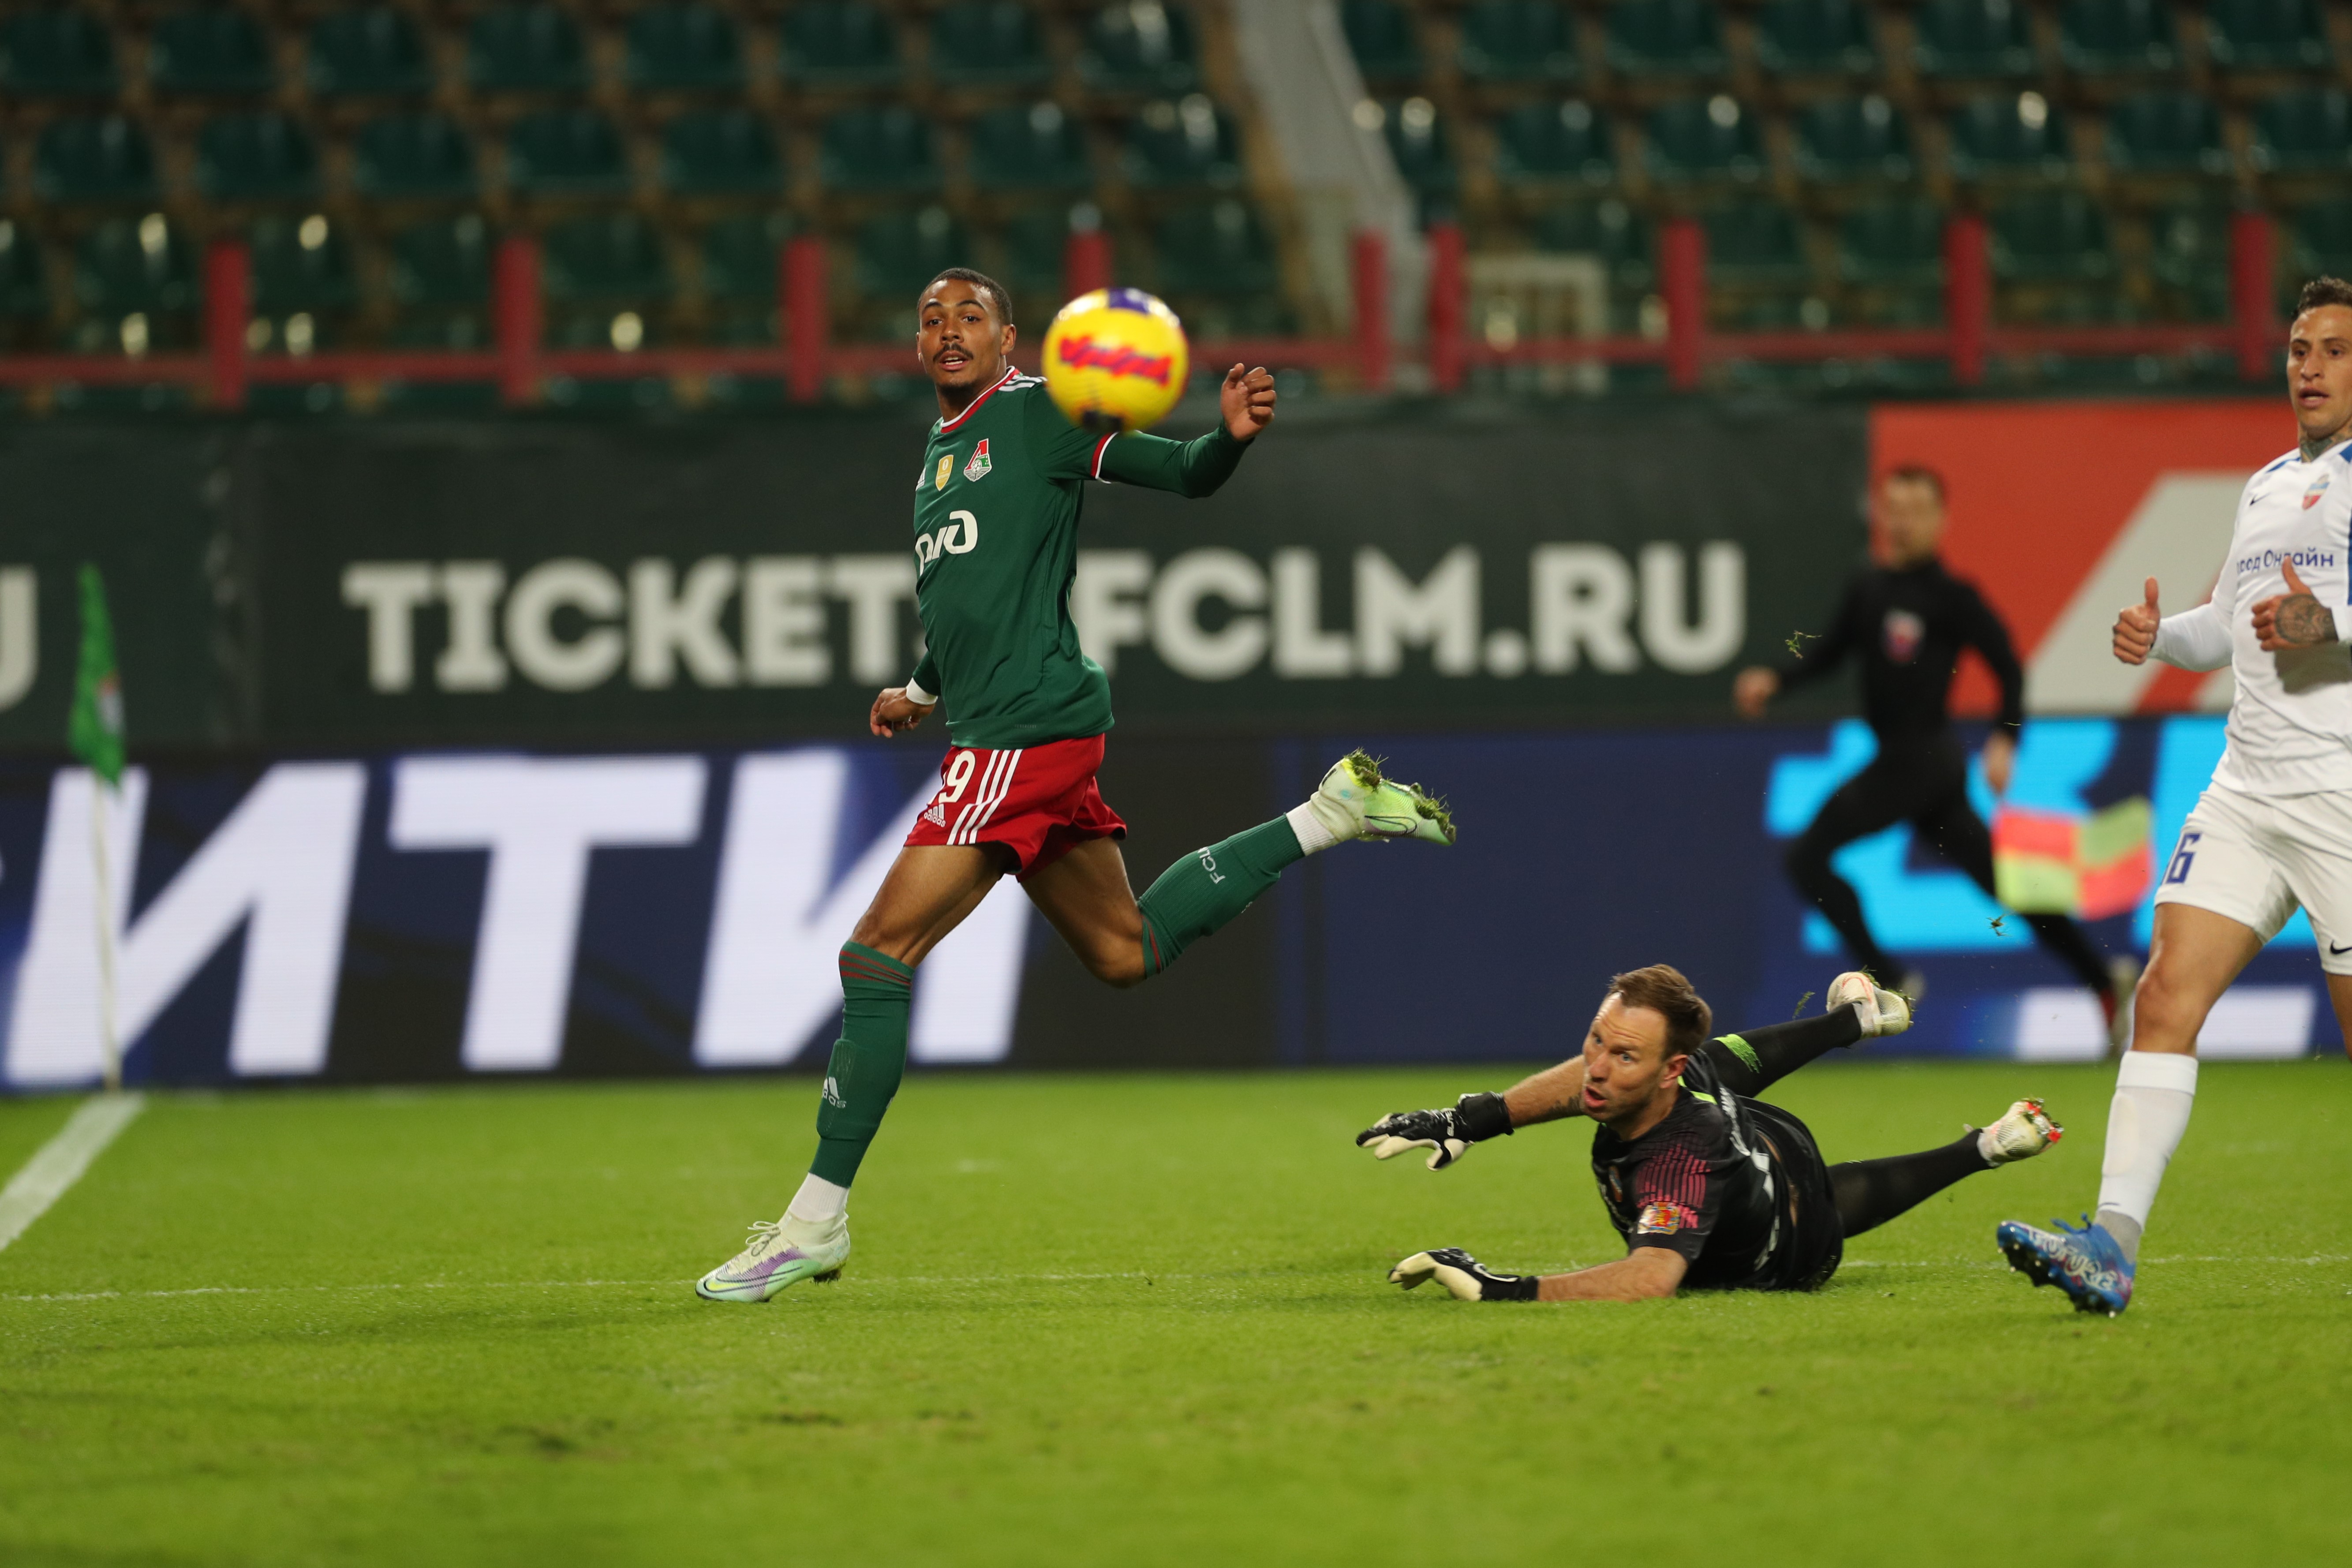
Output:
(856, 206), (970, 303)
(1701, 201), (1809, 284)
(1493, 100), (1617, 187)
(1456, 0), (1579, 85)
(1643, 96), (1765, 185)
(700, 212), (787, 302)
(1989, 190), (2113, 280)
(0, 5), (118, 98)
(34, 114), (158, 203)
(467, 3), (589, 95)
(195, 112), (321, 201)
(1339, 0), (1422, 86)
(627, 3), (744, 94)
(307, 6), (433, 99)
(504, 109), (629, 197)
(1606, 0), (1729, 80)
(1751, 0), (1877, 79)
(819, 105), (940, 192)
(1151, 197), (1276, 296)
(249, 213), (357, 314)
(1836, 199), (1945, 285)
(1121, 97), (1241, 188)
(353, 112), (477, 199)
(73, 214), (197, 315)
(1791, 95), (1913, 183)
(2055, 0), (2179, 76)
(1377, 98), (1458, 203)
(1529, 198), (1653, 287)
(0, 220), (46, 324)
(779, 0), (901, 89)
(2144, 202), (2231, 314)
(2103, 91), (2229, 178)
(930, 2), (1051, 90)
(149, 5), (274, 96)
(968, 102), (1093, 192)
(659, 108), (782, 195)
(543, 211), (672, 303)
(388, 213), (492, 307)
(2251, 89), (2352, 174)
(2203, 0), (2331, 73)
(1946, 93), (2073, 181)
(1078, 3), (1199, 94)
(993, 206), (1077, 305)
(2291, 198), (2352, 277)
(1911, 0), (2038, 79)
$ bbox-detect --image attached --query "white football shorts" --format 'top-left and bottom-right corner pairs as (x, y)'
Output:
(2153, 782), (2352, 973)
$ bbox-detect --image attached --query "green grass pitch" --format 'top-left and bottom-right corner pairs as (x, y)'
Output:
(2, 1060), (2348, 1567)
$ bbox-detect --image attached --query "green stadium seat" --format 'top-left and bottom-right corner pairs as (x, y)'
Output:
(1836, 200), (1945, 285)
(1377, 98), (1457, 201)
(819, 105), (940, 192)
(354, 112), (477, 199)
(307, 6), (432, 98)
(1946, 93), (2072, 181)
(856, 206), (969, 303)
(505, 109), (628, 197)
(543, 211), (672, 302)
(1792, 95), (1913, 183)
(930, 2), (1051, 90)
(1529, 198), (1653, 287)
(1989, 191), (2113, 280)
(1122, 96), (1241, 187)
(2104, 91), (2229, 177)
(1911, 0), (2037, 79)
(2204, 0), (2330, 73)
(2250, 89), (2352, 174)
(389, 214), (492, 307)
(1643, 96), (1765, 184)
(467, 3), (589, 95)
(700, 212), (788, 302)
(2291, 198), (2352, 277)
(0, 6), (119, 98)
(968, 102), (1093, 191)
(1078, 3), (1199, 95)
(1751, 0), (1877, 79)
(74, 214), (197, 314)
(1456, 0), (1578, 85)
(1606, 0), (1729, 80)
(779, 0), (901, 89)
(1701, 201), (1808, 284)
(35, 114), (158, 203)
(993, 206), (1076, 305)
(0, 221), (49, 320)
(627, 3), (744, 93)
(196, 112), (320, 201)
(250, 213), (357, 314)
(1339, 0), (1421, 86)
(2056, 0), (2179, 76)
(149, 5), (274, 96)
(660, 108), (781, 195)
(1151, 197), (1275, 297)
(2144, 202), (2231, 315)
(1493, 100), (1616, 187)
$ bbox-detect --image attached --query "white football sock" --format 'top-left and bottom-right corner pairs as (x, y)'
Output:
(1286, 798), (1344, 856)
(2093, 1050), (2198, 1264)
(785, 1173), (849, 1226)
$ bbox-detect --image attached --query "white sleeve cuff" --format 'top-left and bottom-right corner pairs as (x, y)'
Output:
(903, 676), (937, 707)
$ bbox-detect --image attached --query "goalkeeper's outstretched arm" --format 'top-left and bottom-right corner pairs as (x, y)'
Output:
(1354, 1056), (1589, 1168)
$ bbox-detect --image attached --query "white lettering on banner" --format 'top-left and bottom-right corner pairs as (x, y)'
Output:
(505, 559), (625, 691)
(389, 756), (705, 1071)
(630, 557), (741, 689)
(1071, 550), (1152, 675)
(694, 752), (1027, 1067)
(436, 562), (509, 691)
(341, 563), (434, 692)
(826, 555), (919, 685)
(1356, 547), (1480, 676)
(742, 557), (830, 686)
(0, 567), (35, 711)
(1151, 549), (1268, 680)
(1271, 549), (1353, 677)
(1531, 544), (1640, 674)
(4, 765), (367, 1085)
(1638, 543), (1746, 673)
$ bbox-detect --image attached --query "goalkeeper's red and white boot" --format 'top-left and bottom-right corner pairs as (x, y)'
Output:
(1827, 970), (1912, 1037)
(1297, 750), (1455, 847)
(1974, 1098), (2063, 1165)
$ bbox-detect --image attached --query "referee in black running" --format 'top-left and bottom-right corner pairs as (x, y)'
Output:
(1734, 464), (2125, 1025)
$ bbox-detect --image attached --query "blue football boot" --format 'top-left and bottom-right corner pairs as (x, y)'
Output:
(1996, 1215), (2134, 1316)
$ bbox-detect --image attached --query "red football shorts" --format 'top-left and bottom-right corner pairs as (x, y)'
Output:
(903, 733), (1127, 880)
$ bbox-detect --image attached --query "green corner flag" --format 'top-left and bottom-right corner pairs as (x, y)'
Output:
(69, 564), (124, 786)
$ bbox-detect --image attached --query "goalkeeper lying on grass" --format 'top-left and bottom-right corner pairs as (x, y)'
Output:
(1360, 965), (2062, 1302)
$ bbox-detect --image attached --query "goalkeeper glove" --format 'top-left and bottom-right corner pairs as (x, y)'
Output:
(1355, 1092), (1513, 1169)
(1388, 1248), (1540, 1302)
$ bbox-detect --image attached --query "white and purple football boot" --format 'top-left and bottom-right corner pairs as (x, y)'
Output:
(696, 1212), (850, 1302)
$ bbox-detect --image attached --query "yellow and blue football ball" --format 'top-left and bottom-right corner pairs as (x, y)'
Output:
(1040, 288), (1190, 433)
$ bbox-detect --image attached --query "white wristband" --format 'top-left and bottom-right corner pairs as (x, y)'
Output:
(903, 677), (937, 707)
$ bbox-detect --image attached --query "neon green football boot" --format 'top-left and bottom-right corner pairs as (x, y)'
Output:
(1307, 750), (1456, 846)
(695, 1211), (850, 1302)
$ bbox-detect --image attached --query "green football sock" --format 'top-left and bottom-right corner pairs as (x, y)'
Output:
(809, 941), (913, 1187)
(1136, 817), (1305, 977)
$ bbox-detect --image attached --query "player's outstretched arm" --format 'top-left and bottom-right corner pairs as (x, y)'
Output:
(1356, 1093), (1513, 1169)
(869, 686), (935, 737)
(1389, 1244), (1686, 1302)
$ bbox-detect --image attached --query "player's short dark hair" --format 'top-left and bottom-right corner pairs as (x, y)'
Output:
(1883, 463), (1947, 505)
(2295, 276), (2352, 317)
(923, 268), (1013, 328)
(1609, 965), (1712, 1062)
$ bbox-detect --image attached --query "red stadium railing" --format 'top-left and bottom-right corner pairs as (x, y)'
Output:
(0, 215), (2282, 410)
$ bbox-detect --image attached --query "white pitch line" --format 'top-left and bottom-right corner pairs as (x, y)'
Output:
(0, 1093), (145, 1257)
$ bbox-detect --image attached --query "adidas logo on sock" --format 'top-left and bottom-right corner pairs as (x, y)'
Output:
(822, 1076), (846, 1108)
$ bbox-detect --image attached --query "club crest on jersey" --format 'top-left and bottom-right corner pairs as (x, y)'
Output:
(2307, 472), (2332, 510)
(1882, 608), (1925, 665)
(935, 454), (954, 491)
(1636, 1201), (1698, 1236)
(963, 438), (992, 482)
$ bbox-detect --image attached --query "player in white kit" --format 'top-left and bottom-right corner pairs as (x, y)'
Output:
(1997, 278), (2352, 1314)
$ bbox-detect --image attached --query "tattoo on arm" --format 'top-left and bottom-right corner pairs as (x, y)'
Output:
(2276, 594), (2340, 647)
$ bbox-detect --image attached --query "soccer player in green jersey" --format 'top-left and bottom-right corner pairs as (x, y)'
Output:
(697, 269), (1455, 1301)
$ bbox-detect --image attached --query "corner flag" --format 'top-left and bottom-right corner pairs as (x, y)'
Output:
(68, 564), (124, 786)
